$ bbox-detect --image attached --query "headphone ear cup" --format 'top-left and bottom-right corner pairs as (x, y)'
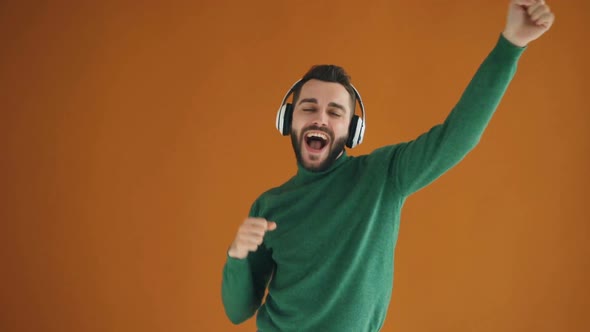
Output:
(276, 103), (293, 135)
(346, 115), (364, 148)
(283, 103), (293, 135)
(276, 103), (293, 136)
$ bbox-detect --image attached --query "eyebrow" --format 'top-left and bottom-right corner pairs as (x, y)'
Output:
(298, 98), (347, 113)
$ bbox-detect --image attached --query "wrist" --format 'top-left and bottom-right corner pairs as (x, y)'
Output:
(502, 30), (527, 48)
(227, 245), (247, 259)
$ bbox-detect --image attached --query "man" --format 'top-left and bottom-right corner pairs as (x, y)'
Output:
(222, 1), (555, 331)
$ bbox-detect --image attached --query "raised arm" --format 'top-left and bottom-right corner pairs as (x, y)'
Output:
(394, 0), (554, 195)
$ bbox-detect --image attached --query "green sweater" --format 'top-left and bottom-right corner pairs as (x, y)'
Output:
(222, 35), (525, 331)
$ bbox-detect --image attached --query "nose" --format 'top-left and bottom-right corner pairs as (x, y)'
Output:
(311, 109), (329, 127)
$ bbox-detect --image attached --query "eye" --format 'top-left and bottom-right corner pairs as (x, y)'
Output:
(329, 111), (342, 117)
(302, 108), (315, 112)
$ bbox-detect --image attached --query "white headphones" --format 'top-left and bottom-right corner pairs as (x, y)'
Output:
(275, 79), (366, 148)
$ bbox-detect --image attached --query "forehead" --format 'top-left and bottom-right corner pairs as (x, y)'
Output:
(298, 79), (351, 108)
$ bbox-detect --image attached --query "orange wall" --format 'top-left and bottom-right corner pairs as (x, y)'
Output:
(1, 1), (588, 331)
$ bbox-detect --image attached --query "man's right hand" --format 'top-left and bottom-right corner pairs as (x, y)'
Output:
(227, 218), (277, 259)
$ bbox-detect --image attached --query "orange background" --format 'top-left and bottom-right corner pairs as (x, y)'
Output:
(1, 1), (588, 331)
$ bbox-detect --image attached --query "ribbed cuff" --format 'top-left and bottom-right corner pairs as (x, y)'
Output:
(225, 251), (250, 269)
(494, 33), (527, 60)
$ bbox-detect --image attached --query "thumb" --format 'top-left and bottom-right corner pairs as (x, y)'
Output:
(266, 221), (277, 231)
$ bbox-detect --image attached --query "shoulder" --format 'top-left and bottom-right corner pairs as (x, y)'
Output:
(355, 143), (407, 165)
(259, 174), (298, 198)
(248, 174), (298, 212)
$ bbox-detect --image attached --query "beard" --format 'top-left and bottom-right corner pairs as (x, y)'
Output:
(290, 125), (348, 173)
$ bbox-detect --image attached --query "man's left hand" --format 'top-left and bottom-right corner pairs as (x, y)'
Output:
(502, 0), (555, 47)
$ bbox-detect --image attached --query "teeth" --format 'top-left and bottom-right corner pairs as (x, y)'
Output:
(305, 132), (328, 141)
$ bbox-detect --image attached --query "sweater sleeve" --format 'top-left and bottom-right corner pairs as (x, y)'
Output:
(221, 200), (275, 324)
(394, 34), (525, 196)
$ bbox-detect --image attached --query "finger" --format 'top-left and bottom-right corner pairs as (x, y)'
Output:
(241, 234), (264, 246)
(528, 3), (549, 20)
(535, 12), (555, 28)
(240, 232), (265, 245)
(241, 223), (266, 236)
(526, 2), (543, 15)
(513, 0), (536, 6)
(267, 221), (277, 231)
(244, 242), (259, 252)
(235, 238), (259, 252)
(245, 218), (277, 232)
(531, 8), (552, 25)
(238, 224), (266, 237)
(245, 217), (270, 225)
(244, 218), (270, 230)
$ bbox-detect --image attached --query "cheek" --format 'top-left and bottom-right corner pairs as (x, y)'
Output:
(290, 114), (305, 132)
(334, 121), (350, 138)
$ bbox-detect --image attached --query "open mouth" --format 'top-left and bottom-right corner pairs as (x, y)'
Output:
(304, 131), (329, 152)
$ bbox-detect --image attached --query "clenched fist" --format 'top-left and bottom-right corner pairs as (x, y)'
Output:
(503, 0), (555, 47)
(228, 218), (277, 259)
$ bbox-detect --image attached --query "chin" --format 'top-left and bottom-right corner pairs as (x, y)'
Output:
(302, 160), (324, 171)
(299, 153), (330, 172)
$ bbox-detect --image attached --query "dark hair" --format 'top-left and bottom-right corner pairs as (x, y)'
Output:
(292, 65), (356, 115)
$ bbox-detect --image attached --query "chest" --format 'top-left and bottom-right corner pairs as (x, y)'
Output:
(259, 173), (397, 269)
